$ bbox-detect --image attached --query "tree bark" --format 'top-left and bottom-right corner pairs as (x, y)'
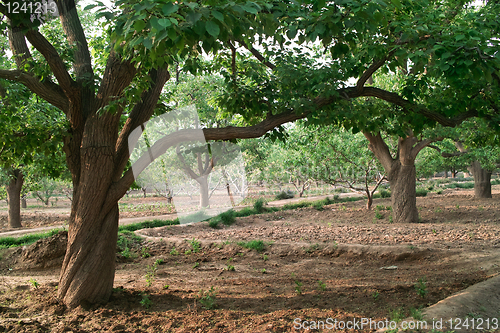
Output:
(389, 164), (419, 223)
(6, 169), (24, 228)
(21, 196), (27, 208)
(468, 160), (492, 198)
(58, 203), (119, 308)
(198, 176), (210, 208)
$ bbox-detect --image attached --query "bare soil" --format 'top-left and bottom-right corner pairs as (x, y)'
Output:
(1, 189), (500, 332)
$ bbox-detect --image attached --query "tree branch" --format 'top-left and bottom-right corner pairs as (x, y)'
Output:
(24, 30), (74, 95)
(237, 40), (275, 70)
(356, 57), (388, 92)
(410, 137), (444, 160)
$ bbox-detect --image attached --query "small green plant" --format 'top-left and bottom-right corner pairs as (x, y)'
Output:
(410, 307), (423, 320)
(141, 247), (151, 258)
(28, 278), (39, 289)
(294, 280), (303, 295)
(432, 229), (437, 234)
(140, 293), (152, 309)
(415, 277), (428, 298)
(155, 258), (164, 265)
(388, 215), (393, 223)
(261, 254), (268, 261)
(375, 211), (384, 219)
(237, 240), (266, 252)
(261, 268), (266, 274)
(225, 258), (235, 271)
(389, 307), (406, 322)
(145, 261), (159, 287)
(198, 286), (217, 309)
(434, 208), (443, 213)
(313, 201), (324, 211)
(219, 209), (236, 226)
(185, 249), (192, 255)
(163, 284), (170, 290)
(372, 291), (380, 300)
(208, 219), (220, 229)
(188, 238), (201, 253)
(379, 189), (391, 198)
(305, 243), (320, 253)
(275, 190), (294, 200)
(253, 198), (267, 213)
(455, 204), (460, 209)
(170, 247), (179, 255)
(317, 280), (326, 291)
(416, 188), (428, 197)
(193, 262), (200, 269)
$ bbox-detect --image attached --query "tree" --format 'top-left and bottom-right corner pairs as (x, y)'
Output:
(1, 0), (499, 308)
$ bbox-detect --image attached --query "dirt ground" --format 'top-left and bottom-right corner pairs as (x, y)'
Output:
(0, 188), (500, 332)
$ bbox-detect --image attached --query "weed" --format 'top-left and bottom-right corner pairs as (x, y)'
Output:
(237, 240), (265, 252)
(28, 278), (39, 289)
(379, 189), (391, 198)
(415, 277), (428, 298)
(305, 243), (320, 253)
(432, 229), (437, 234)
(140, 293), (152, 309)
(208, 219), (220, 229)
(198, 286), (217, 309)
(388, 215), (393, 223)
(455, 204), (460, 209)
(313, 201), (324, 211)
(145, 261), (159, 287)
(253, 198), (267, 213)
(193, 262), (200, 269)
(188, 238), (201, 253)
(317, 280), (326, 291)
(410, 307), (423, 320)
(408, 244), (416, 250)
(141, 247), (151, 258)
(236, 252), (244, 257)
(375, 211), (384, 219)
(372, 291), (380, 300)
(261, 268), (266, 274)
(261, 254), (268, 261)
(170, 247), (179, 255)
(294, 280), (303, 295)
(275, 190), (294, 200)
(225, 258), (235, 271)
(185, 249), (192, 255)
(478, 206), (484, 211)
(435, 208), (443, 213)
(389, 307), (406, 322)
(163, 284), (170, 290)
(416, 188), (428, 197)
(155, 259), (164, 265)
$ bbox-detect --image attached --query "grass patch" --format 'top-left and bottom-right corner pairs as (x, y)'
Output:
(0, 229), (64, 249)
(415, 188), (428, 197)
(118, 219), (179, 232)
(237, 240), (266, 252)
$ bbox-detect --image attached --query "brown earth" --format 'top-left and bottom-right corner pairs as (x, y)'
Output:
(0, 190), (500, 332)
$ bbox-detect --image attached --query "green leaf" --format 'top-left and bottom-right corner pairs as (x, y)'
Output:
(143, 38), (153, 50)
(158, 18), (171, 28)
(162, 3), (179, 16)
(391, 0), (402, 9)
(206, 21), (220, 38)
(134, 20), (146, 32)
(212, 10), (224, 22)
(242, 4), (258, 15)
(186, 11), (202, 25)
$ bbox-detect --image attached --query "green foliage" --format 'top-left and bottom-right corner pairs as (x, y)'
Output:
(140, 293), (152, 309)
(188, 238), (201, 253)
(0, 229), (63, 249)
(317, 280), (326, 291)
(28, 278), (39, 289)
(118, 219), (179, 233)
(253, 198), (267, 213)
(275, 190), (294, 200)
(145, 261), (159, 287)
(198, 286), (217, 309)
(209, 209), (236, 228)
(225, 258), (235, 271)
(378, 189), (391, 198)
(372, 291), (380, 300)
(415, 188), (428, 197)
(389, 307), (406, 322)
(169, 247), (179, 255)
(237, 240), (265, 252)
(415, 277), (428, 298)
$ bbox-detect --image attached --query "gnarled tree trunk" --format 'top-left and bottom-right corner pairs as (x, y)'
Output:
(6, 169), (23, 228)
(468, 160), (492, 198)
(364, 131), (441, 223)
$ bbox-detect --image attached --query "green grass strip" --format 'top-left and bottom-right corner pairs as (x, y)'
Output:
(118, 218), (180, 232)
(0, 228), (63, 249)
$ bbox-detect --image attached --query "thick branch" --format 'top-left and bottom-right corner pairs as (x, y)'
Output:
(0, 69), (69, 111)
(410, 137), (444, 160)
(24, 30), (74, 95)
(356, 57), (388, 92)
(363, 132), (394, 172)
(427, 144), (467, 157)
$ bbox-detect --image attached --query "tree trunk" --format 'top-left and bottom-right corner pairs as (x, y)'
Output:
(57, 203), (119, 308)
(198, 176), (210, 208)
(366, 189), (373, 210)
(21, 196), (27, 208)
(468, 160), (492, 198)
(389, 163), (419, 223)
(6, 169), (24, 228)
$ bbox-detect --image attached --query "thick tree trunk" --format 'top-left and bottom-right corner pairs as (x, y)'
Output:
(389, 164), (419, 223)
(198, 176), (209, 208)
(468, 161), (492, 198)
(21, 196), (27, 208)
(6, 169), (24, 228)
(57, 203), (119, 308)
